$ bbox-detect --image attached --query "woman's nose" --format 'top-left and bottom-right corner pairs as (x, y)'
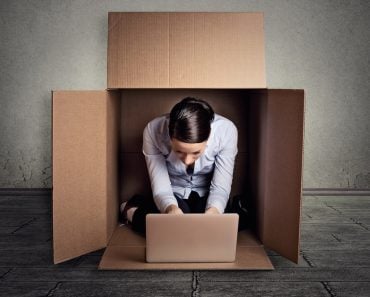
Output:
(182, 154), (194, 165)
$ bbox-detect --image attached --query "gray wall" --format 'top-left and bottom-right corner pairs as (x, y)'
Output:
(0, 0), (369, 189)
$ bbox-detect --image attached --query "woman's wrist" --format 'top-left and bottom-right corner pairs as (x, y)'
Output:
(165, 204), (180, 213)
(205, 207), (220, 214)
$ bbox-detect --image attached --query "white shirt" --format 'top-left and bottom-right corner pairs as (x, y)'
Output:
(142, 113), (238, 214)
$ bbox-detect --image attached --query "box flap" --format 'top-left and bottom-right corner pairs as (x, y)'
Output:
(260, 89), (305, 263)
(52, 91), (119, 264)
(99, 226), (273, 270)
(108, 12), (266, 88)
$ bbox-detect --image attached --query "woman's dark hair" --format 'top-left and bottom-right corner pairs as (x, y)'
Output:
(169, 97), (215, 143)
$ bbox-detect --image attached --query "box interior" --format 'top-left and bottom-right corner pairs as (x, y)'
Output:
(118, 89), (254, 204)
(99, 88), (274, 269)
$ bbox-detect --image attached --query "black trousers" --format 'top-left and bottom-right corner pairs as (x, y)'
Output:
(131, 191), (208, 235)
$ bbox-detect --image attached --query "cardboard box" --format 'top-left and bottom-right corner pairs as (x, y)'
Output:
(52, 13), (304, 270)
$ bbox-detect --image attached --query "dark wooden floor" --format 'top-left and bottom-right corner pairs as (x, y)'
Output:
(1, 193), (370, 297)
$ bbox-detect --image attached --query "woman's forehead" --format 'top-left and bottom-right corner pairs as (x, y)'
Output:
(171, 138), (206, 153)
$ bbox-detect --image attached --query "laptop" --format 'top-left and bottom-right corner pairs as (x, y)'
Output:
(146, 213), (239, 263)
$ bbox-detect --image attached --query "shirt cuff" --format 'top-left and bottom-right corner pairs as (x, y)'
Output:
(206, 195), (227, 214)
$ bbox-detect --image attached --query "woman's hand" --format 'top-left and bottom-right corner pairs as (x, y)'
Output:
(205, 207), (220, 215)
(165, 204), (184, 215)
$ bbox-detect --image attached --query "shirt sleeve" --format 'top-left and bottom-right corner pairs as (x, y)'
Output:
(206, 121), (238, 214)
(142, 122), (178, 213)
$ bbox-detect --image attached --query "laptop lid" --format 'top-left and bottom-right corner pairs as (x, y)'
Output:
(146, 214), (239, 263)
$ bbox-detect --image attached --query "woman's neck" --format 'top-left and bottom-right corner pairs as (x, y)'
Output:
(186, 163), (194, 175)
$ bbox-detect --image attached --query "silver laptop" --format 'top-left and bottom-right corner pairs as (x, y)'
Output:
(146, 213), (239, 263)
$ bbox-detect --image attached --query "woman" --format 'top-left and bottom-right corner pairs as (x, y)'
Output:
(120, 97), (238, 234)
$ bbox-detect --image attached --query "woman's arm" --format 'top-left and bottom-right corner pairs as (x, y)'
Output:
(206, 121), (238, 214)
(143, 122), (180, 213)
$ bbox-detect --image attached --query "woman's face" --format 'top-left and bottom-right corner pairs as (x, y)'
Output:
(171, 138), (207, 166)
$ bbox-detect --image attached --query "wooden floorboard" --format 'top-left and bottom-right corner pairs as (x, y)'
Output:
(327, 282), (370, 297)
(0, 194), (370, 296)
(198, 281), (331, 297)
(0, 281), (58, 297)
(199, 268), (370, 282)
(51, 281), (193, 297)
(301, 241), (370, 251)
(2, 268), (193, 282)
(303, 250), (370, 268)
(301, 223), (370, 242)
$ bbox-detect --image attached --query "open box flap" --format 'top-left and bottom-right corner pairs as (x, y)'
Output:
(108, 12), (266, 88)
(261, 89), (304, 263)
(52, 90), (119, 264)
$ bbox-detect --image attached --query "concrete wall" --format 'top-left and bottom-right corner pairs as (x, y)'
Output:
(0, 0), (369, 189)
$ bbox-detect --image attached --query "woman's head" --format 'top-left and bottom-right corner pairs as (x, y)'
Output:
(169, 97), (214, 165)
(169, 97), (214, 143)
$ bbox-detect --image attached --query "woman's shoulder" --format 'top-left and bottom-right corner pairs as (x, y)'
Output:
(207, 114), (238, 150)
(144, 114), (171, 152)
(212, 114), (237, 132)
(145, 114), (170, 133)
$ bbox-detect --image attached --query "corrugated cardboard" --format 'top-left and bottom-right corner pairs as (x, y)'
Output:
(52, 12), (305, 270)
(247, 89), (304, 263)
(108, 12), (266, 88)
(52, 91), (119, 264)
